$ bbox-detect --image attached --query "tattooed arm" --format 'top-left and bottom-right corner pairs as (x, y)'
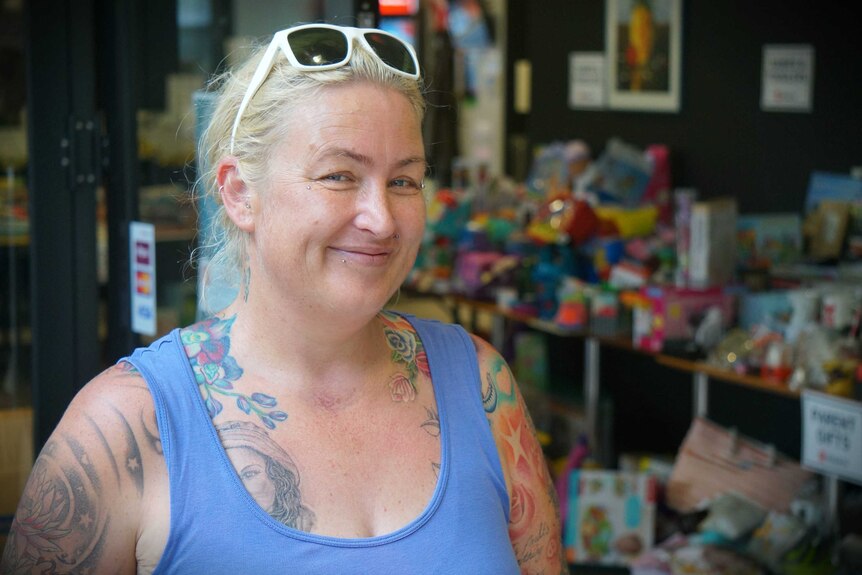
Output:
(1, 362), (167, 574)
(472, 335), (569, 575)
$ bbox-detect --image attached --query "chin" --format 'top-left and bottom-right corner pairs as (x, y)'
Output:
(331, 285), (396, 315)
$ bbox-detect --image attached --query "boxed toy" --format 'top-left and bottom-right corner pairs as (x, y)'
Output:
(688, 197), (738, 288)
(736, 212), (802, 268)
(564, 469), (657, 566)
(804, 171), (862, 214)
(591, 290), (630, 336)
(632, 285), (735, 353)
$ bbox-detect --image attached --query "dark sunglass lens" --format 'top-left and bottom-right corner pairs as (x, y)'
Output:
(364, 33), (417, 75)
(287, 28), (349, 66)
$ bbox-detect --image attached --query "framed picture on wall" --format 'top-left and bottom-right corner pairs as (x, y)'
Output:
(606, 0), (682, 112)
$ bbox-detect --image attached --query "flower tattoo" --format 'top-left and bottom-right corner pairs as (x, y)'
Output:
(380, 312), (431, 403)
(389, 373), (417, 402)
(182, 315), (288, 429)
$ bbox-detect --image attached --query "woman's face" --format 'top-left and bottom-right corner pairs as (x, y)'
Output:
(229, 446), (277, 511)
(250, 81), (426, 317)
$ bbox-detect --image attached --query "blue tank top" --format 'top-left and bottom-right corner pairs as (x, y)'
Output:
(125, 314), (520, 574)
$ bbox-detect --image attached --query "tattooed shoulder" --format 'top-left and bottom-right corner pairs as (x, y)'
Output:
(1, 360), (166, 573)
(1, 438), (113, 573)
(468, 337), (567, 573)
(470, 334), (516, 417)
(1, 401), (153, 572)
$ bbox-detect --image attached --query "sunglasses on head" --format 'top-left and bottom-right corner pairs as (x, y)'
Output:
(230, 23), (421, 153)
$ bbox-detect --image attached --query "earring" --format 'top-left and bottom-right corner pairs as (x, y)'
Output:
(245, 201), (251, 209)
(393, 233), (401, 239)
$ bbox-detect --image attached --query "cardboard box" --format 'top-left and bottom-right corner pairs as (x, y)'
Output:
(688, 198), (738, 288)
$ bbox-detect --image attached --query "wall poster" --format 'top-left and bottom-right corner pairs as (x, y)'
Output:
(606, 0), (682, 112)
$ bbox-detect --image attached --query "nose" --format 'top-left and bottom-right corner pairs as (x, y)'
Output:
(354, 179), (397, 238)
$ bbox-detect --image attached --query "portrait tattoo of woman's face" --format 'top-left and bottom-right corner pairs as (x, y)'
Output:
(217, 420), (315, 531)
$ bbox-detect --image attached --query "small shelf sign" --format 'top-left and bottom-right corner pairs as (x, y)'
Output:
(802, 390), (862, 485)
(130, 221), (157, 336)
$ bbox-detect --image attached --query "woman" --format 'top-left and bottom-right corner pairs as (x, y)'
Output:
(2, 23), (566, 574)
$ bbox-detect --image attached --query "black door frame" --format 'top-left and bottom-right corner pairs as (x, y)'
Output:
(26, 0), (139, 449)
(26, 0), (100, 449)
(98, 0), (140, 364)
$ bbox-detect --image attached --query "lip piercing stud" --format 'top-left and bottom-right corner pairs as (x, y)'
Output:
(341, 259), (347, 263)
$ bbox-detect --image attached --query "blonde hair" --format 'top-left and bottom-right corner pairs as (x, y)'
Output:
(194, 33), (426, 309)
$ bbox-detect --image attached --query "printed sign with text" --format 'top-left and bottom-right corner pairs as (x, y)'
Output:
(802, 390), (862, 485)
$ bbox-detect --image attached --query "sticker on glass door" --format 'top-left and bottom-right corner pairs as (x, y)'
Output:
(130, 221), (156, 335)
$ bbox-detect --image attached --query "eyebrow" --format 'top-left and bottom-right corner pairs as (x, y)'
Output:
(325, 148), (427, 169)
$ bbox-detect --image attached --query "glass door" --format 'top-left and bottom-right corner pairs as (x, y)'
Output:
(1, 0), (106, 546)
(0, 0), (29, 404)
(0, 0), (32, 536)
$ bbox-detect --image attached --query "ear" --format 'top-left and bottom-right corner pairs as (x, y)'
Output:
(217, 157), (256, 232)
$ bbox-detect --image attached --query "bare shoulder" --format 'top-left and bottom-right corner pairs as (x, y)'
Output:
(70, 360), (156, 418)
(1, 362), (163, 574)
(468, 334), (569, 574)
(83, 360), (159, 420)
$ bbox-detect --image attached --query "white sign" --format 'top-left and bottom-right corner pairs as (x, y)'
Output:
(761, 44), (814, 112)
(802, 390), (862, 485)
(569, 52), (606, 110)
(129, 221), (157, 336)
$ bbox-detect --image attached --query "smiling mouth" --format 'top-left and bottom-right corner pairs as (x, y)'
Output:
(330, 247), (394, 266)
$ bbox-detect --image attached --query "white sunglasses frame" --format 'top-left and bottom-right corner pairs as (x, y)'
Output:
(229, 23), (420, 153)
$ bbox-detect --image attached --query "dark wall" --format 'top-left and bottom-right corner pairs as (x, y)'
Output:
(503, 0), (849, 460)
(512, 0), (862, 214)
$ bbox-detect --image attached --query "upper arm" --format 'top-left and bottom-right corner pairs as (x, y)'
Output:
(1, 362), (162, 574)
(472, 334), (569, 575)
